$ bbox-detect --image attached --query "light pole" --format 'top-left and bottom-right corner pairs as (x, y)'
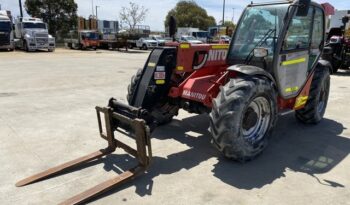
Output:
(91, 0), (94, 17)
(19, 0), (23, 17)
(96, 6), (100, 20)
(232, 8), (235, 23)
(222, 0), (226, 26)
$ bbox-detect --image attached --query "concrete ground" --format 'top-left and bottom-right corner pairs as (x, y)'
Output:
(0, 48), (350, 205)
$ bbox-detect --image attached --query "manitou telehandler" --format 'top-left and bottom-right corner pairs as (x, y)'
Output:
(17, 0), (332, 204)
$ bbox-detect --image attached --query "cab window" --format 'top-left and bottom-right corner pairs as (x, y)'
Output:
(311, 8), (324, 50)
(283, 8), (313, 50)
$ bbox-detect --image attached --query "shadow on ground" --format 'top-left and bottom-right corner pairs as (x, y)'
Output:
(89, 112), (349, 202)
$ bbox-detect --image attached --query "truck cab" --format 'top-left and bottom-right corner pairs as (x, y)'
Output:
(14, 17), (55, 52)
(0, 10), (14, 51)
(65, 30), (99, 50)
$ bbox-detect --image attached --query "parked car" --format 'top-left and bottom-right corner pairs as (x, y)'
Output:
(219, 35), (231, 44)
(136, 37), (158, 50)
(150, 35), (166, 46)
(179, 36), (203, 44)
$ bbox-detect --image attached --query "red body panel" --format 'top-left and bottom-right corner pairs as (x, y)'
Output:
(83, 39), (100, 48)
(166, 43), (314, 111)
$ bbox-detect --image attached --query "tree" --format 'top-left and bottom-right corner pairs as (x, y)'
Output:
(25, 0), (78, 37)
(164, 1), (217, 31)
(119, 2), (148, 31)
(223, 21), (236, 30)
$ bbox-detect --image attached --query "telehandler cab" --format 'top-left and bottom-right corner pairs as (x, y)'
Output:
(17, 0), (332, 204)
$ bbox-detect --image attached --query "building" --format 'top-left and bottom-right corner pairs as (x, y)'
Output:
(97, 20), (119, 34)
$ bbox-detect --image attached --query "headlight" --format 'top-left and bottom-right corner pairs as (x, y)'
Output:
(24, 34), (31, 38)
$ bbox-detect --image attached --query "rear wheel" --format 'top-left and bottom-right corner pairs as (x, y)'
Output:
(210, 76), (278, 162)
(127, 69), (179, 125)
(295, 67), (330, 124)
(331, 59), (341, 73)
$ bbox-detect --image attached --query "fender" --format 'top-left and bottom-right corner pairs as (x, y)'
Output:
(227, 64), (276, 84)
(317, 59), (333, 73)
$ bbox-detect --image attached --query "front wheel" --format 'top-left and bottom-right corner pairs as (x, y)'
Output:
(210, 76), (278, 162)
(127, 69), (179, 125)
(142, 44), (148, 50)
(295, 67), (330, 124)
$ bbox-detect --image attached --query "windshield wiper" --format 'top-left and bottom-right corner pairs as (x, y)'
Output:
(244, 29), (276, 64)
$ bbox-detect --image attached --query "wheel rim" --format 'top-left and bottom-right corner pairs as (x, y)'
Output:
(242, 97), (271, 143)
(317, 78), (329, 114)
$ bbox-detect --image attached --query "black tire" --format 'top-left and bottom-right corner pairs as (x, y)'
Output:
(295, 66), (330, 124)
(331, 59), (341, 73)
(210, 76), (278, 162)
(127, 69), (178, 125)
(23, 41), (28, 52)
(142, 44), (148, 50)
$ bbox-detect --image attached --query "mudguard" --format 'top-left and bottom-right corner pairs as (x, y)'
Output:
(317, 59), (333, 73)
(227, 64), (276, 84)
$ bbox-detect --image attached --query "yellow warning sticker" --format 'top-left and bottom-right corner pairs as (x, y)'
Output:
(177, 66), (184, 71)
(285, 86), (299, 93)
(156, 80), (165, 85)
(180, 44), (190, 49)
(211, 45), (229, 49)
(282, 57), (306, 66)
(148, 62), (156, 67)
(294, 96), (309, 108)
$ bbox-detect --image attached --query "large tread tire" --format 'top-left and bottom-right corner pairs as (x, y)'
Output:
(127, 69), (178, 125)
(331, 59), (341, 74)
(210, 76), (278, 162)
(295, 67), (330, 124)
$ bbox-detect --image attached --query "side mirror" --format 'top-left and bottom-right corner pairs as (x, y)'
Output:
(254, 48), (268, 58)
(169, 16), (177, 41)
(296, 0), (311, 16)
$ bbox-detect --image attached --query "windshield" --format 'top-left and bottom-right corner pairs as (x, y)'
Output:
(0, 21), (11, 31)
(194, 32), (208, 38)
(229, 4), (289, 61)
(23, 22), (46, 29)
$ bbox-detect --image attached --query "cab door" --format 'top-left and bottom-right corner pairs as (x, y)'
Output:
(276, 6), (322, 98)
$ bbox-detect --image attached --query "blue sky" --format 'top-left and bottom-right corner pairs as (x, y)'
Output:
(0, 0), (349, 31)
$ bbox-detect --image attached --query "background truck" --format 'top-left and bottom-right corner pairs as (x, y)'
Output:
(14, 17), (55, 52)
(99, 33), (129, 51)
(208, 26), (234, 43)
(176, 27), (208, 43)
(0, 10), (14, 51)
(124, 25), (151, 49)
(64, 30), (99, 50)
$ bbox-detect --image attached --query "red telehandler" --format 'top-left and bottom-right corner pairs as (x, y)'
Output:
(16, 0), (332, 204)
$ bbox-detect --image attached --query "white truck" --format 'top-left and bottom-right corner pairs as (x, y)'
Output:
(0, 10), (14, 51)
(176, 27), (208, 43)
(14, 17), (55, 52)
